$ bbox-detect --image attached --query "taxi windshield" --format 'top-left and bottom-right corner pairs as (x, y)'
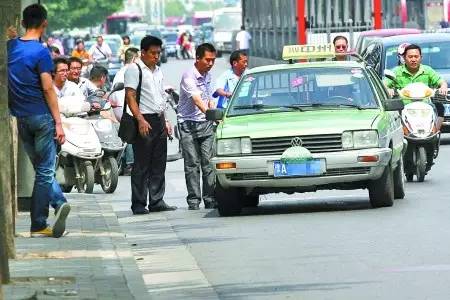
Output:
(227, 67), (379, 116)
(385, 42), (450, 70)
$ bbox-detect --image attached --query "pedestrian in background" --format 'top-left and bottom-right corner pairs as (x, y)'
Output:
(235, 25), (251, 54)
(177, 43), (217, 210)
(124, 35), (177, 214)
(110, 47), (140, 176)
(214, 50), (248, 108)
(71, 39), (91, 63)
(7, 4), (70, 238)
(118, 35), (132, 63)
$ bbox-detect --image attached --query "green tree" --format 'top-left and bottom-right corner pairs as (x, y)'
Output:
(165, 0), (186, 17)
(42, 0), (123, 31)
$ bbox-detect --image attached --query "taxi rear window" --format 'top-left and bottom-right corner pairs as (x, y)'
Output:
(228, 67), (379, 116)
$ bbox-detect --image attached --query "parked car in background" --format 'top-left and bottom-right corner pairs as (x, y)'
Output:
(355, 28), (422, 54)
(102, 34), (123, 81)
(162, 31), (178, 58)
(362, 33), (450, 132)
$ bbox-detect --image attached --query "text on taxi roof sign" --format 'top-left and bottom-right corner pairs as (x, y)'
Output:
(282, 43), (335, 60)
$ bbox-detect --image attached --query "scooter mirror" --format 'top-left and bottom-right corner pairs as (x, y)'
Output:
(112, 82), (125, 92)
(384, 69), (397, 83)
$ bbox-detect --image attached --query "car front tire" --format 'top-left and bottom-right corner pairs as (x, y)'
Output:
(216, 178), (242, 216)
(393, 156), (405, 199)
(368, 164), (394, 208)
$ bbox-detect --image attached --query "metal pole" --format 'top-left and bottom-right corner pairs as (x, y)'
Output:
(373, 0), (383, 29)
(297, 0), (307, 44)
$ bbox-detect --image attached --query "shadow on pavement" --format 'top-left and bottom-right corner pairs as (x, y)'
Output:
(149, 280), (379, 299)
(204, 197), (373, 218)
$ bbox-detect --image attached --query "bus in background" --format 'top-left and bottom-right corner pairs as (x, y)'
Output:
(212, 6), (242, 57)
(192, 11), (213, 26)
(105, 12), (142, 35)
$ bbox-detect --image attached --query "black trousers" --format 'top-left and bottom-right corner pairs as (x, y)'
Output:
(131, 114), (167, 211)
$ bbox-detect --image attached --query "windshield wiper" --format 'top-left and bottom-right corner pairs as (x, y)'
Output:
(233, 104), (304, 111)
(309, 103), (364, 110)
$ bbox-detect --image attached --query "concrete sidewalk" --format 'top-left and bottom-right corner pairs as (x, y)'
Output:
(3, 193), (149, 300)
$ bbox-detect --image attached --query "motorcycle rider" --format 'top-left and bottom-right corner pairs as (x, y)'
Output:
(53, 57), (84, 98)
(385, 44), (447, 130)
(67, 56), (98, 98)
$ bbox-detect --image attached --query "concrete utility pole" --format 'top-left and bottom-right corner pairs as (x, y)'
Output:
(0, 0), (21, 285)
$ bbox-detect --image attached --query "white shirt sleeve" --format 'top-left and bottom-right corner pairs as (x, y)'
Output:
(104, 43), (112, 56)
(124, 64), (139, 90)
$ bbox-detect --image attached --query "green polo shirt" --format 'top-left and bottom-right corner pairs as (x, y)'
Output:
(385, 64), (443, 89)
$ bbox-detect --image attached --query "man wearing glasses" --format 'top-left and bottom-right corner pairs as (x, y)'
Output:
(53, 57), (84, 99)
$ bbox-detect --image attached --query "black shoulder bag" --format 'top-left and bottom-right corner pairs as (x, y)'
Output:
(118, 63), (142, 144)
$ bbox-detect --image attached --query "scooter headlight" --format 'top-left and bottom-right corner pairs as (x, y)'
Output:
(94, 119), (113, 132)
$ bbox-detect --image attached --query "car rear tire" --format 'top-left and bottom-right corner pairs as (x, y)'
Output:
(242, 194), (259, 207)
(368, 164), (394, 208)
(393, 156), (405, 199)
(216, 179), (242, 216)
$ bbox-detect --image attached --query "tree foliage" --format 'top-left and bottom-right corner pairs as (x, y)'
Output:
(165, 0), (185, 17)
(42, 0), (123, 31)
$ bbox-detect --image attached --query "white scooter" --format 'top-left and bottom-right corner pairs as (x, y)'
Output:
(56, 96), (103, 193)
(385, 70), (442, 182)
(86, 83), (126, 193)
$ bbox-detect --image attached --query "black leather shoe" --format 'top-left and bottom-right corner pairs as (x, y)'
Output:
(188, 203), (200, 210)
(132, 208), (149, 215)
(149, 203), (177, 212)
(204, 202), (217, 209)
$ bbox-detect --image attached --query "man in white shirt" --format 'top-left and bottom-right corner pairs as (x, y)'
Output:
(214, 50), (248, 108)
(68, 57), (98, 98)
(124, 35), (176, 214)
(110, 47), (139, 121)
(88, 35), (112, 62)
(235, 25), (251, 53)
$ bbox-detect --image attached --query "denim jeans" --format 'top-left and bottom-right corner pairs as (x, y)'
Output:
(179, 120), (215, 206)
(17, 113), (67, 231)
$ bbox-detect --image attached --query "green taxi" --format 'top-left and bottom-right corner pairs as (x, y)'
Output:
(207, 44), (406, 216)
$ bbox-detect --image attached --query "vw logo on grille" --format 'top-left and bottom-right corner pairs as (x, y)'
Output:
(291, 137), (303, 147)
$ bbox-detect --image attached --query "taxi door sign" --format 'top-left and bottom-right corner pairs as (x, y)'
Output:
(282, 43), (335, 60)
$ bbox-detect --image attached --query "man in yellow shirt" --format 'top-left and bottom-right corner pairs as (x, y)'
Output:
(71, 39), (91, 63)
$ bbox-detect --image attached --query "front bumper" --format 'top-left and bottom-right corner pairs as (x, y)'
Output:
(212, 148), (392, 189)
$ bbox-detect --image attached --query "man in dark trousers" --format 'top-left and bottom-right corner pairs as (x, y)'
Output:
(8, 4), (70, 237)
(124, 35), (177, 214)
(177, 43), (217, 210)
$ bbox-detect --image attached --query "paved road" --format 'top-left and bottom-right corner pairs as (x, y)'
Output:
(94, 56), (450, 299)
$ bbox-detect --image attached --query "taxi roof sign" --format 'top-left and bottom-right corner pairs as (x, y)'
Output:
(282, 43), (336, 61)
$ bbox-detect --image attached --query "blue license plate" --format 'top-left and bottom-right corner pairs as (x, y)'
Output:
(273, 160), (325, 177)
(444, 104), (450, 116)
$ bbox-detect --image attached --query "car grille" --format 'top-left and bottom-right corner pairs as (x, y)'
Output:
(226, 167), (371, 181)
(249, 134), (342, 156)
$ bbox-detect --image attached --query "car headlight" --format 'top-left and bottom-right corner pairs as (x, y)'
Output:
(342, 130), (378, 149)
(217, 137), (252, 155)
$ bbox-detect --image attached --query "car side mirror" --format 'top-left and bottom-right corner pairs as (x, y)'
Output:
(206, 109), (224, 121)
(384, 99), (404, 111)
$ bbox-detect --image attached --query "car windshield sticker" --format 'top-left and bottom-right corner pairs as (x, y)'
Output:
(244, 76), (255, 82)
(351, 68), (364, 78)
(291, 77), (304, 88)
(316, 73), (353, 87)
